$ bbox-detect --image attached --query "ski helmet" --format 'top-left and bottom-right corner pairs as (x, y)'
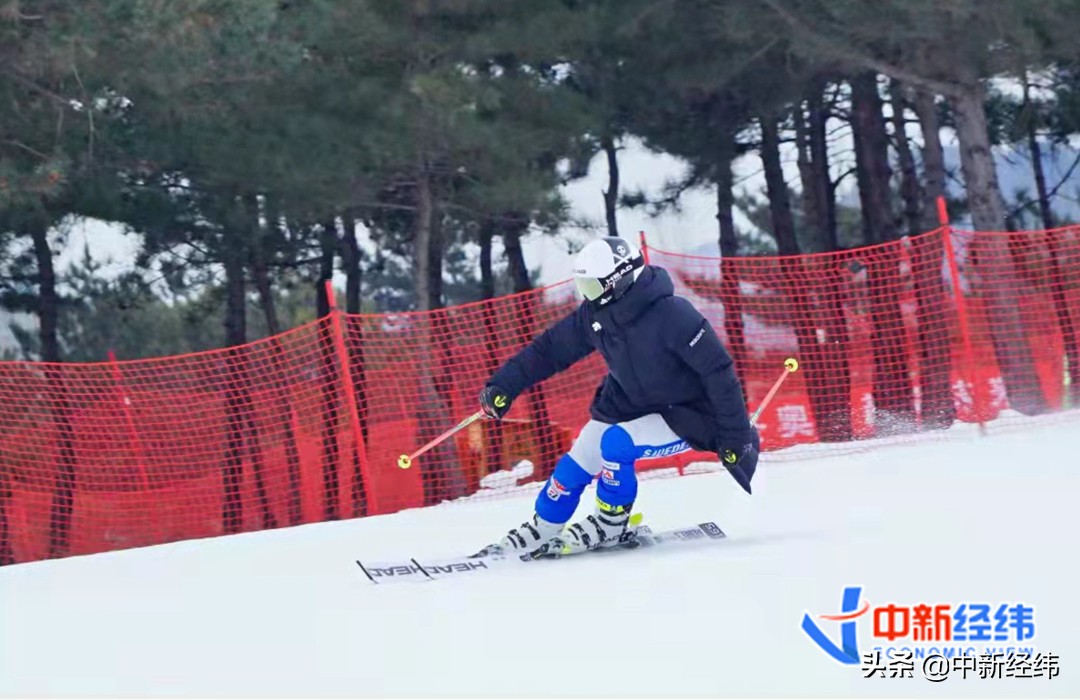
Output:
(572, 236), (644, 305)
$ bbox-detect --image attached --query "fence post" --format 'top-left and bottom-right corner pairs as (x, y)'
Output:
(639, 230), (650, 264)
(938, 196), (987, 432)
(107, 350), (150, 491)
(325, 281), (378, 514)
(936, 196), (950, 232)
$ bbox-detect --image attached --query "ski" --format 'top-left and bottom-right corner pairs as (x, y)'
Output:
(356, 520), (726, 585)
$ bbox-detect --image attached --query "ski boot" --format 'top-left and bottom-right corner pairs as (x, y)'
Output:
(472, 513), (563, 559)
(548, 500), (641, 557)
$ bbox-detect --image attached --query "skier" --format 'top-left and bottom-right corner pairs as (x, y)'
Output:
(478, 235), (758, 558)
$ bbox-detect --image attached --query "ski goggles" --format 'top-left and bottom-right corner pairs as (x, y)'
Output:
(575, 276), (606, 301)
(574, 256), (643, 302)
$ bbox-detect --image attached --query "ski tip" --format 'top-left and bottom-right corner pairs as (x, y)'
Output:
(468, 544), (501, 559)
(629, 512), (644, 527)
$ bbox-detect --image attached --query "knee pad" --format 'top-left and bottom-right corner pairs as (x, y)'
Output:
(597, 425), (639, 508)
(534, 453), (592, 524)
(599, 425), (637, 466)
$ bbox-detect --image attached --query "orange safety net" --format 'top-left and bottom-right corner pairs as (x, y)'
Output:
(2, 224), (1079, 566)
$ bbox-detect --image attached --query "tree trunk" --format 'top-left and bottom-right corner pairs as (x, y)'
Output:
(793, 96), (832, 254)
(223, 234), (247, 348)
(503, 218), (531, 293)
(0, 358), (11, 560)
(428, 206), (444, 311)
(851, 73), (898, 243)
(793, 102), (818, 248)
(1022, 78), (1053, 231)
(247, 195), (301, 525)
(889, 80), (924, 238)
(810, 261), (854, 442)
(221, 233), (248, 533)
(759, 117), (799, 256)
(909, 233), (959, 430)
(716, 130), (749, 409)
(341, 214), (363, 314)
(808, 83), (838, 250)
(340, 214), (368, 437)
(717, 176), (739, 262)
(44, 359), (77, 558)
(414, 167), (436, 311)
(891, 81), (955, 430)
(30, 217), (78, 557)
(952, 72), (1047, 415)
(914, 87), (960, 420)
(762, 114), (848, 440)
(913, 90), (947, 232)
(1046, 227), (1080, 407)
(30, 218), (60, 363)
(237, 344), (276, 531)
(316, 221), (336, 318)
(408, 160), (453, 502)
(602, 134), (620, 238)
(1027, 135), (1052, 230)
(793, 96), (852, 440)
(426, 304), (466, 504)
(427, 207), (458, 501)
(851, 73), (917, 432)
(801, 83), (853, 438)
(1017, 78), (1080, 406)
(248, 196), (280, 339)
(951, 75), (1007, 233)
(479, 218), (495, 300)
(315, 221), (341, 519)
(222, 218), (273, 535)
(478, 219), (505, 477)
(339, 213), (370, 516)
(0, 466), (10, 564)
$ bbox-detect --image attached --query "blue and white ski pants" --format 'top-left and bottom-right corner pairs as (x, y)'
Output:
(535, 413), (692, 524)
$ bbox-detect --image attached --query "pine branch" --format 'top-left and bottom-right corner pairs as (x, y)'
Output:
(1006, 150), (1080, 222)
(760, 0), (963, 98)
(3, 139), (49, 160)
(1, 68), (73, 107)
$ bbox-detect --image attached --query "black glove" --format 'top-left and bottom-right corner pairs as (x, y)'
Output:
(719, 427), (760, 495)
(479, 384), (513, 420)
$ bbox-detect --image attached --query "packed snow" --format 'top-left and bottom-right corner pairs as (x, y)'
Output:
(2, 412), (1079, 697)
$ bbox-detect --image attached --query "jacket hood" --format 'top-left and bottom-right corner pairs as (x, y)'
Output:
(596, 265), (674, 326)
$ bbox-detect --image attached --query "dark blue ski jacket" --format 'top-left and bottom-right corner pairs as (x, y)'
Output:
(488, 264), (754, 456)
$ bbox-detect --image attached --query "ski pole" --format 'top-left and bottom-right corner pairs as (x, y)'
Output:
(397, 358), (798, 470)
(750, 357), (799, 426)
(397, 410), (486, 469)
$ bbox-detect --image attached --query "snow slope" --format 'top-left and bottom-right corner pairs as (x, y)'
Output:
(2, 414), (1079, 698)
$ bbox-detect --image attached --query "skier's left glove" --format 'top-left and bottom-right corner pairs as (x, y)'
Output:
(718, 427), (760, 495)
(479, 384), (513, 420)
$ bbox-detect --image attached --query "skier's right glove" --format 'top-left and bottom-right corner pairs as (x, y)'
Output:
(479, 384), (513, 420)
(718, 427), (760, 495)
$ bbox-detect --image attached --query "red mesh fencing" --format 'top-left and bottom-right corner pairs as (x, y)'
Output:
(2, 222), (1080, 566)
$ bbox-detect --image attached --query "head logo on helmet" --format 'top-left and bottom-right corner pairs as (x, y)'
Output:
(572, 236), (644, 305)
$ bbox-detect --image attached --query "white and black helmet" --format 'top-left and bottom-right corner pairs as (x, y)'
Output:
(572, 236), (645, 305)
